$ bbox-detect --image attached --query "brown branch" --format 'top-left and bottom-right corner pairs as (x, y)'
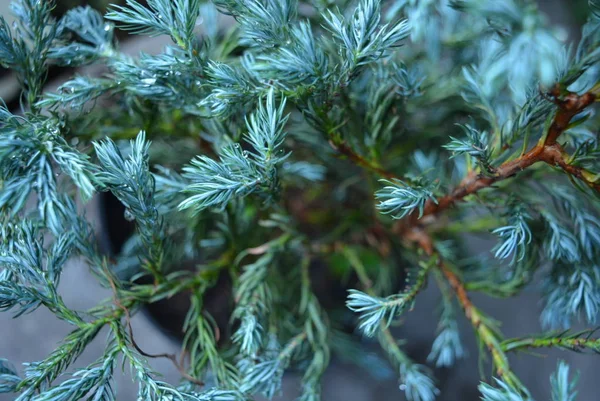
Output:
(329, 139), (399, 179)
(383, 89), (597, 393)
(406, 228), (479, 325)
(545, 89), (596, 146)
(539, 144), (600, 192)
(408, 90), (598, 222)
(406, 227), (525, 391)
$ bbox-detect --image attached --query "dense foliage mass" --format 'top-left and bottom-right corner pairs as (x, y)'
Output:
(1, 0), (600, 400)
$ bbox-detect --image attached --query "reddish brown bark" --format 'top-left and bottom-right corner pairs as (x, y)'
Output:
(412, 90), (598, 221)
(329, 139), (399, 180)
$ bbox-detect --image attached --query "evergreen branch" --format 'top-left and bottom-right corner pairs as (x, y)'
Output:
(439, 261), (525, 393)
(568, 139), (600, 169)
(0, 17), (20, 67)
(106, 0), (201, 49)
(540, 144), (600, 193)
(406, 228), (527, 395)
(548, 185), (600, 260)
(346, 258), (432, 337)
(93, 131), (165, 280)
(255, 22), (328, 89)
(37, 76), (118, 111)
(29, 343), (118, 401)
(427, 271), (465, 368)
(324, 0), (409, 79)
(244, 89), (289, 168)
(8, 0), (56, 108)
(479, 360), (579, 401)
(111, 321), (238, 401)
(201, 61), (261, 118)
(541, 262), (600, 329)
(478, 379), (529, 401)
(51, 142), (98, 201)
(15, 323), (103, 392)
(183, 289), (239, 389)
(90, 272), (205, 322)
(213, 0), (297, 48)
(2, 0), (600, 399)
(344, 246), (439, 401)
(544, 88), (597, 146)
(0, 222), (81, 322)
(376, 179), (438, 220)
(298, 255), (330, 401)
(550, 361), (579, 401)
(239, 332), (307, 398)
(410, 89), (598, 222)
(501, 329), (600, 353)
(105, 272), (204, 386)
(49, 6), (115, 66)
(303, 70), (400, 181)
(0, 359), (20, 394)
(443, 124), (493, 173)
(232, 253), (273, 357)
(180, 90), (289, 212)
(421, 142), (600, 220)
(491, 204), (532, 263)
(179, 147), (262, 212)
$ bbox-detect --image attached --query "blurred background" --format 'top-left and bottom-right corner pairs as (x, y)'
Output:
(0, 1), (598, 400)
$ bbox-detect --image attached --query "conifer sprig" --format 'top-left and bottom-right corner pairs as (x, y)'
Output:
(106, 0), (202, 49)
(179, 90), (289, 213)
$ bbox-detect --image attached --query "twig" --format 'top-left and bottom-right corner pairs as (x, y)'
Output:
(411, 89), (598, 221)
(329, 138), (400, 180)
(280, 331), (309, 360)
(106, 273), (204, 386)
(501, 330), (600, 353)
(406, 227), (525, 392)
(544, 88), (596, 146)
(343, 246), (416, 376)
(539, 143), (600, 192)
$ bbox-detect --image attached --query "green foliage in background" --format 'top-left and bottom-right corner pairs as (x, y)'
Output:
(1, 0), (600, 400)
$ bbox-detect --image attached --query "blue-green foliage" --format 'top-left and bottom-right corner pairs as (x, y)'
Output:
(0, 359), (20, 393)
(479, 361), (579, 401)
(50, 6), (115, 66)
(550, 361), (579, 401)
(324, 0), (410, 78)
(479, 379), (530, 401)
(400, 364), (439, 401)
(347, 261), (432, 337)
(179, 89), (289, 212)
(542, 262), (600, 329)
(444, 124), (492, 173)
(347, 289), (412, 336)
(31, 347), (117, 401)
(0, 0), (599, 400)
(106, 0), (202, 49)
(492, 205), (533, 263)
(213, 0), (297, 47)
(232, 253), (272, 357)
(376, 179), (438, 219)
(427, 283), (464, 368)
(0, 222), (76, 319)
